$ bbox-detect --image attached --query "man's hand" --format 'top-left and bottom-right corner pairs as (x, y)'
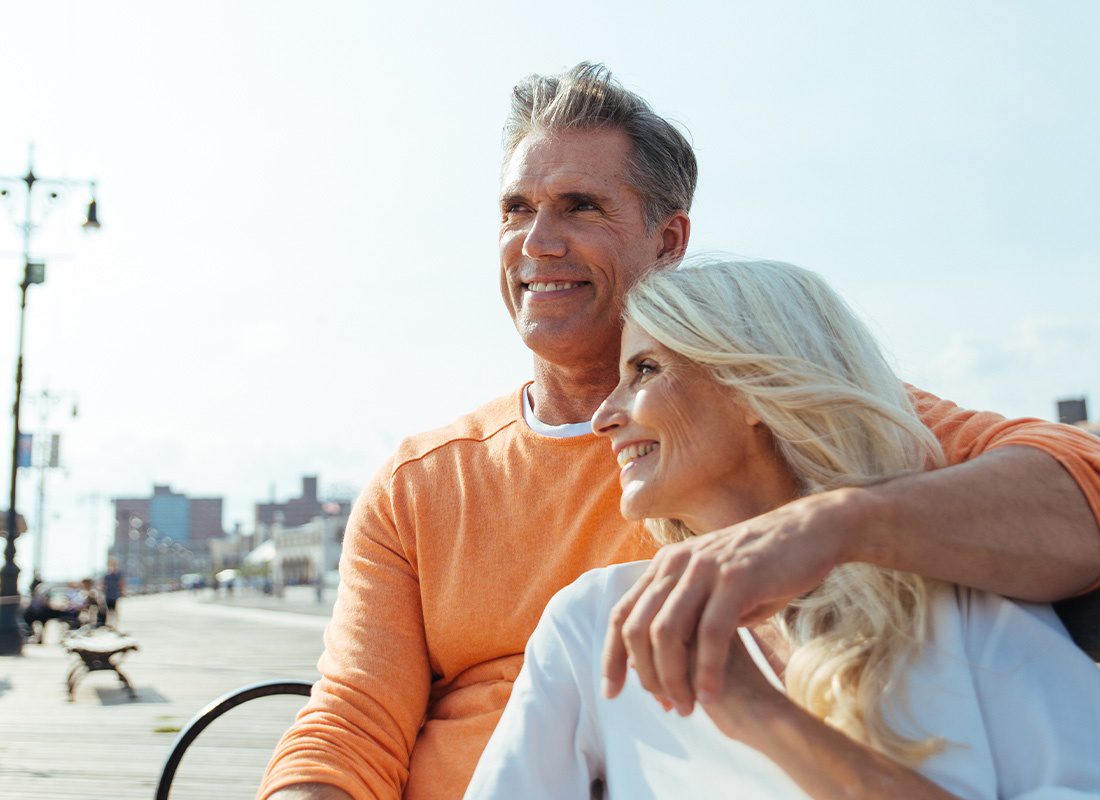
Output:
(601, 489), (859, 716)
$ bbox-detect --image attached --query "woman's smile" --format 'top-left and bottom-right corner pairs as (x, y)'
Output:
(615, 441), (660, 473)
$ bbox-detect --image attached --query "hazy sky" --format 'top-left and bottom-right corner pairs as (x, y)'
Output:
(2, 2), (1097, 580)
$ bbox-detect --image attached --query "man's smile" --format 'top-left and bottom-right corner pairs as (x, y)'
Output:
(520, 280), (592, 301)
(524, 281), (586, 292)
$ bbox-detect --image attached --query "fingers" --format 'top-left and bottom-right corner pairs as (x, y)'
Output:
(649, 565), (714, 715)
(619, 570), (680, 702)
(696, 635), (772, 741)
(601, 563), (657, 699)
(600, 607), (630, 700)
(692, 568), (750, 704)
(607, 542), (720, 716)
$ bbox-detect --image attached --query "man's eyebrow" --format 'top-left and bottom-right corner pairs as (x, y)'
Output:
(499, 190), (612, 209)
(558, 190), (609, 206)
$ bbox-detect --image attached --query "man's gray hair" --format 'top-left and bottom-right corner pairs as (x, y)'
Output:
(503, 62), (698, 229)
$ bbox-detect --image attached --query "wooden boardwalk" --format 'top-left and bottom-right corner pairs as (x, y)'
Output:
(0, 590), (328, 798)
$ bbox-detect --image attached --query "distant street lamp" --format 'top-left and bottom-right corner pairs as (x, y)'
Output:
(127, 518), (143, 592)
(157, 540), (170, 592)
(0, 149), (100, 655)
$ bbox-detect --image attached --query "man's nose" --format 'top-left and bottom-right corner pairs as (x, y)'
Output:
(521, 209), (568, 260)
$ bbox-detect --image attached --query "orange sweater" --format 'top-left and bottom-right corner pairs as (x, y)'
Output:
(259, 384), (1100, 799)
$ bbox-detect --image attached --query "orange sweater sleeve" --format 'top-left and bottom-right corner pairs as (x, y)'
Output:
(910, 385), (1100, 587)
(259, 460), (430, 799)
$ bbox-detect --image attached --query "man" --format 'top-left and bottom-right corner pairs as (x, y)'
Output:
(102, 558), (124, 627)
(262, 64), (1100, 799)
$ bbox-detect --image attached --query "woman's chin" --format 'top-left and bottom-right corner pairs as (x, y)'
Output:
(619, 486), (659, 522)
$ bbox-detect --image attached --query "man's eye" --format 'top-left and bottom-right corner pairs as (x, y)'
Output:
(574, 201), (598, 212)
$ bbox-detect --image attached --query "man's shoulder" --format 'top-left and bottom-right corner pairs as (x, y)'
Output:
(388, 385), (526, 475)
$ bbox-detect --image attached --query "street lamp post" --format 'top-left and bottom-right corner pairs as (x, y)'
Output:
(145, 529), (160, 592)
(0, 150), (99, 655)
(157, 540), (169, 592)
(127, 520), (142, 592)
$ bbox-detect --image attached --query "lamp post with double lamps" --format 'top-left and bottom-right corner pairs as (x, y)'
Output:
(0, 150), (100, 655)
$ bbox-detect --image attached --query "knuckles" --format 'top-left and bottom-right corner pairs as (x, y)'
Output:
(717, 561), (746, 585)
(655, 542), (693, 573)
(608, 602), (631, 629)
(621, 618), (649, 645)
(650, 617), (681, 646)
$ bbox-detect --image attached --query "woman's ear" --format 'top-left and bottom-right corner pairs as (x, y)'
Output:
(727, 391), (762, 427)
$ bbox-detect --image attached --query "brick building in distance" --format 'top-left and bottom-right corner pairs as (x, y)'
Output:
(1057, 397), (1100, 437)
(246, 475), (354, 586)
(255, 475), (324, 534)
(111, 485), (224, 582)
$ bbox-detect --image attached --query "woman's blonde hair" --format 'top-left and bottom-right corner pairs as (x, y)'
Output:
(625, 258), (947, 765)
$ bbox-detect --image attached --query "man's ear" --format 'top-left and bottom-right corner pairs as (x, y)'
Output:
(656, 211), (691, 266)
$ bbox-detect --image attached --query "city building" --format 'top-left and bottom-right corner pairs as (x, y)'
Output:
(1057, 397), (1100, 437)
(255, 475), (324, 533)
(1058, 397), (1089, 426)
(270, 512), (347, 587)
(110, 485), (224, 585)
(249, 475), (353, 587)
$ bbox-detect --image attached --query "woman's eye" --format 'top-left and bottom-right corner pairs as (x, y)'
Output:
(637, 361), (658, 377)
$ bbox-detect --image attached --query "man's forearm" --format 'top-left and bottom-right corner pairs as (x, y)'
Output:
(266, 784), (354, 800)
(850, 445), (1100, 601)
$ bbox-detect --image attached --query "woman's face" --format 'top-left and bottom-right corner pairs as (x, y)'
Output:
(592, 321), (794, 533)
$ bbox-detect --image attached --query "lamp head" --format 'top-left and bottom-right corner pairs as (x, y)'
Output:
(83, 196), (100, 230)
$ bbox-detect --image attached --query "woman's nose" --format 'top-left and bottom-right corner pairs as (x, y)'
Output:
(592, 388), (629, 437)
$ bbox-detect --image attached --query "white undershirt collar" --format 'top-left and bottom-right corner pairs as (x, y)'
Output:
(522, 384), (595, 439)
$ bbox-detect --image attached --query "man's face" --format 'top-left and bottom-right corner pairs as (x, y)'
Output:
(498, 128), (673, 368)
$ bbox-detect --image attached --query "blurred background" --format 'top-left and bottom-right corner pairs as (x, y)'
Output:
(1, 1), (1097, 585)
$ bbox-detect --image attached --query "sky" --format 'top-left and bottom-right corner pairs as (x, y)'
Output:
(1, 1), (1097, 581)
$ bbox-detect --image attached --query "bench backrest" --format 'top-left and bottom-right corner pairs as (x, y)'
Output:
(1054, 588), (1100, 662)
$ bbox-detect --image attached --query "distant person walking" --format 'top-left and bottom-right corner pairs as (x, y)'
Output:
(102, 558), (124, 627)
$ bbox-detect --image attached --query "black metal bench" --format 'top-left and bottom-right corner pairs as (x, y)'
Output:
(62, 626), (140, 700)
(155, 678), (314, 800)
(1055, 588), (1100, 661)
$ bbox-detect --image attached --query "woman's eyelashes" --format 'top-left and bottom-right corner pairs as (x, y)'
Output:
(622, 357), (660, 386)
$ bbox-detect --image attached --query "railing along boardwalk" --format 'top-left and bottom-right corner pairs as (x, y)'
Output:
(0, 588), (327, 798)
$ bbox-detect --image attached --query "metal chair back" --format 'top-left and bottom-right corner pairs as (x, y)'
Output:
(155, 678), (313, 799)
(1055, 588), (1100, 662)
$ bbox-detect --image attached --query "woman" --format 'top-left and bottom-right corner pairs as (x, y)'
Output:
(465, 259), (1100, 799)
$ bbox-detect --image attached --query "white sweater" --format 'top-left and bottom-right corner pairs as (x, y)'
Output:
(466, 561), (1100, 800)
